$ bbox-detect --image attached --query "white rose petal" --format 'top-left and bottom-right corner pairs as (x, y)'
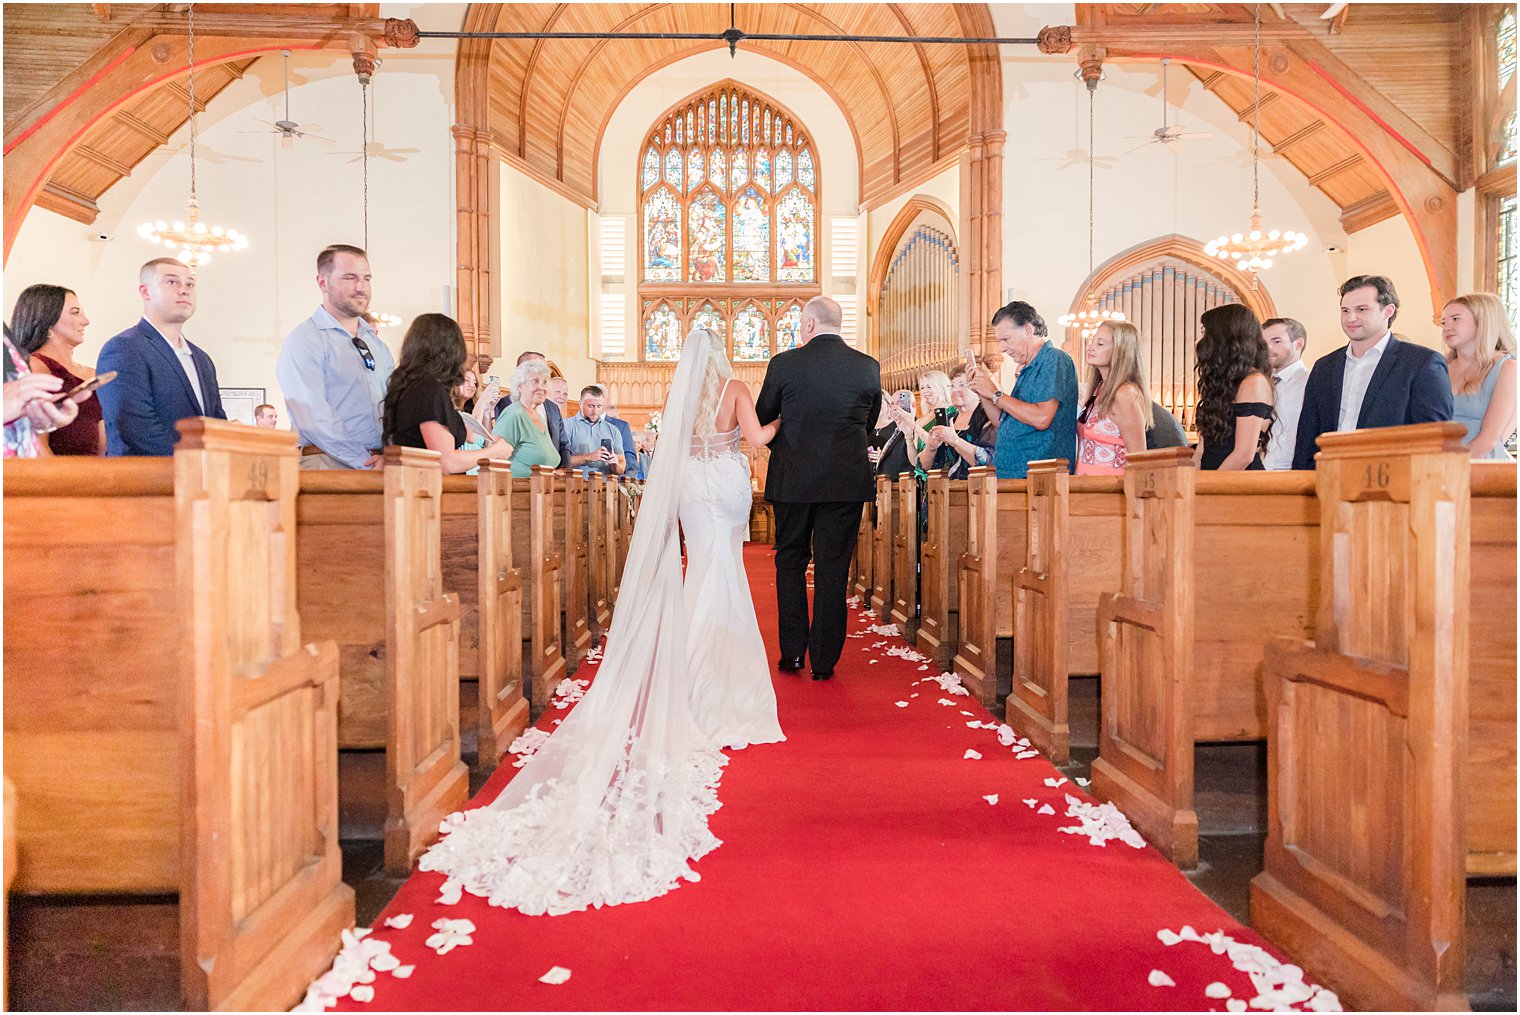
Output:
(1075, 777), (1091, 787)
(349, 985), (375, 1003)
(1226, 1000), (1247, 1012)
(436, 880), (463, 905)
(983, 794), (999, 805)
(1037, 803), (1055, 815)
(539, 966), (573, 985)
(1147, 970), (1175, 988)
(1044, 777), (1069, 788)
(1023, 798), (1038, 808)
(382, 914), (413, 929)
(963, 749), (982, 760)
(1015, 750), (1039, 759)
(895, 701), (910, 707)
(1157, 929), (1183, 946)
(392, 965), (415, 980)
(1205, 982), (1232, 999)
(370, 953), (400, 973)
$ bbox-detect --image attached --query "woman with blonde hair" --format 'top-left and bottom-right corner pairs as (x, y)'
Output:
(899, 368), (958, 479)
(1441, 292), (1516, 459)
(1076, 320), (1155, 474)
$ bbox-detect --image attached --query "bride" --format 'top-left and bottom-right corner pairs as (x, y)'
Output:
(418, 328), (783, 916)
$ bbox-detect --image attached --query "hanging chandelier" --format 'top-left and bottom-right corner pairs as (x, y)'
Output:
(1059, 70), (1125, 339)
(1204, 3), (1307, 283)
(137, 3), (248, 268)
(358, 62), (399, 328)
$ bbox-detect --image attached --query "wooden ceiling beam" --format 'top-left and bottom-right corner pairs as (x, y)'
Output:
(1306, 154), (1362, 187)
(113, 110), (171, 146)
(74, 144), (134, 177)
(35, 181), (100, 224)
(1339, 190), (1399, 233)
(1270, 120), (1326, 155)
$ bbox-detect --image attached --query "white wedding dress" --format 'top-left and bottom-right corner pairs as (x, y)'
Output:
(416, 330), (782, 916)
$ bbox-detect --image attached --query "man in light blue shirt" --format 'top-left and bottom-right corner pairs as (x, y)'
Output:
(562, 384), (627, 477)
(276, 244), (395, 469)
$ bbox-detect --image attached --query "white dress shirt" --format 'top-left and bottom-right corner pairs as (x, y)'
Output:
(1263, 358), (1309, 470)
(1337, 331), (1392, 433)
(145, 319), (205, 412)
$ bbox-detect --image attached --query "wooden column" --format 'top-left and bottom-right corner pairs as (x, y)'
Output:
(965, 130), (986, 351)
(452, 125), (495, 359)
(979, 128), (1005, 353)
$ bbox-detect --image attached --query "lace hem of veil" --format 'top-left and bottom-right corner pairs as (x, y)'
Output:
(418, 744), (728, 917)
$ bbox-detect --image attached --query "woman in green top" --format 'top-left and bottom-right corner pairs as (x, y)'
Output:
(493, 358), (562, 478)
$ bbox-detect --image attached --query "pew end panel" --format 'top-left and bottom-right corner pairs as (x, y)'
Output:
(554, 471), (593, 671)
(475, 463), (530, 769)
(1251, 424), (1477, 1012)
(1467, 463), (1517, 878)
(1089, 450), (1200, 869)
(1009, 462), (1071, 763)
(587, 474), (613, 640)
(852, 507), (873, 603)
(917, 477), (968, 671)
(871, 475), (894, 620)
(953, 472), (1026, 709)
(889, 474), (920, 642)
(382, 448), (469, 876)
(527, 468), (569, 714)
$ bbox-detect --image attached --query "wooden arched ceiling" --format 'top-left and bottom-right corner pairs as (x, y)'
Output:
(458, 3), (1003, 209)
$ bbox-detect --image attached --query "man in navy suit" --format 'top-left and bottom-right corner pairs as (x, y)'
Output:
(1292, 274), (1453, 470)
(97, 257), (226, 456)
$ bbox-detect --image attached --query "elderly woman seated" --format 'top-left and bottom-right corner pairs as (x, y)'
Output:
(492, 357), (563, 478)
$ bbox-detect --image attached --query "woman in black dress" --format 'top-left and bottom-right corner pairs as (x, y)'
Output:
(382, 313), (511, 474)
(1195, 303), (1274, 471)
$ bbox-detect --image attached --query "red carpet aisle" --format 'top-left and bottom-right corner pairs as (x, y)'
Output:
(312, 546), (1341, 1012)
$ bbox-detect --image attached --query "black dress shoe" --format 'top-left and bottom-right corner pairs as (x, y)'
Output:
(811, 669), (833, 681)
(778, 656), (804, 672)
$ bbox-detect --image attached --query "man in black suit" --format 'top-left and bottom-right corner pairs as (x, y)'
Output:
(1292, 275), (1453, 470)
(756, 297), (883, 680)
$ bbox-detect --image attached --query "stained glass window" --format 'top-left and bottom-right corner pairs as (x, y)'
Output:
(733, 187), (768, 282)
(776, 148), (794, 189)
(733, 304), (770, 361)
(777, 189), (814, 283)
(776, 303), (803, 352)
(643, 189), (680, 282)
(645, 303), (683, 361)
(1500, 11), (1518, 165)
(689, 190), (726, 282)
(1501, 194), (1518, 329)
(709, 147), (727, 191)
(637, 85), (820, 358)
(642, 147), (660, 189)
(798, 148), (815, 191)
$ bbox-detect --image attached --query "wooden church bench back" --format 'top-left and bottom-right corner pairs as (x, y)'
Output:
(1252, 424), (1516, 1011)
(916, 475), (969, 671)
(890, 473), (919, 642)
(871, 474), (894, 620)
(3, 421), (352, 1010)
(552, 470), (593, 672)
(1006, 463), (1124, 764)
(296, 449), (467, 875)
(515, 466), (568, 714)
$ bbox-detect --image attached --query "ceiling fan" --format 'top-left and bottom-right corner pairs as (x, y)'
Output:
(1125, 59), (1214, 153)
(328, 63), (421, 164)
(241, 50), (332, 147)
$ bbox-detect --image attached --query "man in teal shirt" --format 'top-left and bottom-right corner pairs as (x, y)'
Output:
(967, 300), (1078, 479)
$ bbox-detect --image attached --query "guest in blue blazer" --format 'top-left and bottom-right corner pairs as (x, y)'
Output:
(97, 257), (226, 456)
(1291, 274), (1453, 470)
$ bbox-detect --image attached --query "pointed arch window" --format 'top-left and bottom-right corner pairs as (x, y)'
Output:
(638, 82), (821, 361)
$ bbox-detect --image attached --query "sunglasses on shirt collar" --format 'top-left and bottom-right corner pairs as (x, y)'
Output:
(352, 335), (376, 371)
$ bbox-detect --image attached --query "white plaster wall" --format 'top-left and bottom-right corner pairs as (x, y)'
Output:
(5, 4), (462, 418)
(498, 169), (592, 383)
(989, 4), (1441, 363)
(594, 46), (859, 357)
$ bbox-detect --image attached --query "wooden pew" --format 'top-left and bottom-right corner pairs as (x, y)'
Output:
(916, 474), (969, 670)
(871, 474), (895, 620)
(1090, 449), (1320, 867)
(852, 504), (874, 603)
(4, 778), (15, 1009)
(440, 462), (531, 770)
(1006, 462), (1124, 764)
(297, 448), (469, 875)
(614, 478), (635, 590)
(520, 466), (569, 714)
(890, 473), (920, 642)
(3, 421), (353, 1010)
(555, 470), (593, 670)
(1251, 425), (1517, 1012)
(952, 468), (1029, 708)
(587, 473), (613, 639)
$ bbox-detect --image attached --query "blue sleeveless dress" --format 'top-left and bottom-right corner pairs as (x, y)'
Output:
(1453, 354), (1515, 460)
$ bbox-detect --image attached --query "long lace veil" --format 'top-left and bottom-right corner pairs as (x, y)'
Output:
(419, 328), (724, 915)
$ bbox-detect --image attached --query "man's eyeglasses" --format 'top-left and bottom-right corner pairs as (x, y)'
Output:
(352, 335), (376, 372)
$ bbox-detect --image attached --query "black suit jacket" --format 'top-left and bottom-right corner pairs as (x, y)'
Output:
(96, 317), (226, 456)
(1291, 335), (1453, 470)
(756, 335), (882, 503)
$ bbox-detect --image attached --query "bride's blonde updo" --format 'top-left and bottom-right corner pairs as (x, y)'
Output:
(688, 328), (734, 440)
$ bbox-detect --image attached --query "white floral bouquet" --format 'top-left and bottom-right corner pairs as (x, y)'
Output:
(645, 412), (662, 434)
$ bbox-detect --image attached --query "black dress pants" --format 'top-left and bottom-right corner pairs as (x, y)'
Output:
(772, 500), (865, 673)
